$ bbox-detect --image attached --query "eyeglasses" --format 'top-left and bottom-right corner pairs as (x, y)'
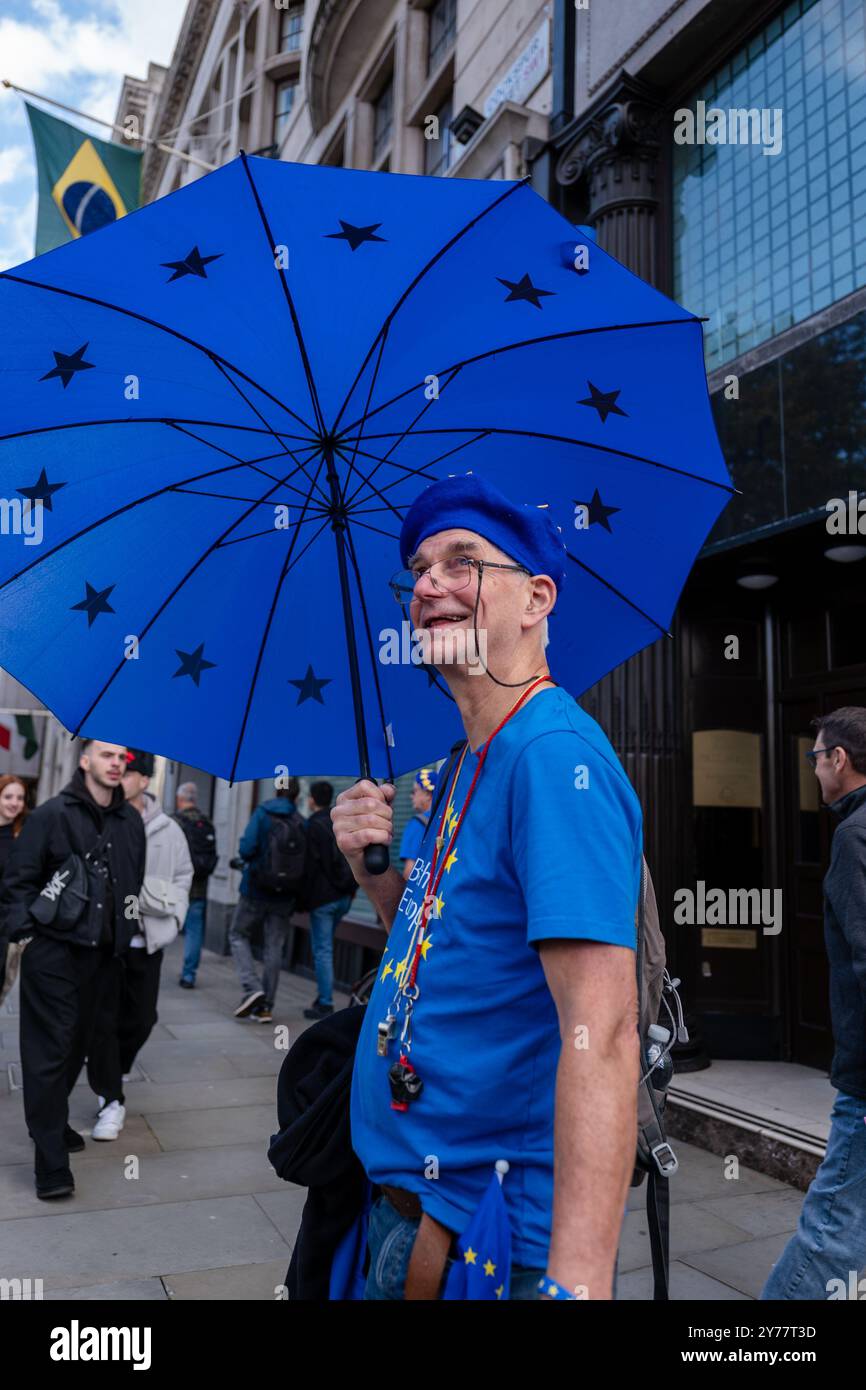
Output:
(389, 554), (530, 604)
(804, 746), (837, 765)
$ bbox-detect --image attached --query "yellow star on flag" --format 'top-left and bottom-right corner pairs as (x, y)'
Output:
(495, 1284), (504, 1299)
(419, 936), (433, 959)
(444, 849), (458, 873)
(430, 893), (445, 919)
(463, 1247), (478, 1265)
(380, 958), (393, 982)
(394, 958), (407, 984)
(483, 1259), (496, 1277)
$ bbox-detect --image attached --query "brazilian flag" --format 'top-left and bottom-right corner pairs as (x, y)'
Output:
(25, 102), (142, 256)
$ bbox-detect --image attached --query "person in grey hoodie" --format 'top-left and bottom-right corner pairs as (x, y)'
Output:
(87, 750), (192, 1140)
(763, 706), (866, 1299)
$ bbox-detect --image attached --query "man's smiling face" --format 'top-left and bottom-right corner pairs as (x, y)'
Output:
(407, 528), (529, 671)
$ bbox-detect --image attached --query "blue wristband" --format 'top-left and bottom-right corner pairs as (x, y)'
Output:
(538, 1274), (577, 1300)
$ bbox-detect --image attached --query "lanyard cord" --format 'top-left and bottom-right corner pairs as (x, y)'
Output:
(403, 674), (555, 993)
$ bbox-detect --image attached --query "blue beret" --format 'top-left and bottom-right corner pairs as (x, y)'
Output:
(399, 474), (567, 592)
(415, 767), (439, 794)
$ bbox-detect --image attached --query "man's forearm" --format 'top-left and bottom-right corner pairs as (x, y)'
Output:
(354, 865), (405, 934)
(546, 1029), (639, 1299)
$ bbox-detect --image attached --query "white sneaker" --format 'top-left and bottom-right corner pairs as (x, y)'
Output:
(92, 1100), (126, 1141)
(95, 1094), (106, 1115)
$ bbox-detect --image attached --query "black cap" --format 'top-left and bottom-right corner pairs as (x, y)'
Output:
(124, 749), (154, 777)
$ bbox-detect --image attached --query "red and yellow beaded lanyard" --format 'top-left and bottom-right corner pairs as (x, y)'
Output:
(381, 675), (555, 1111)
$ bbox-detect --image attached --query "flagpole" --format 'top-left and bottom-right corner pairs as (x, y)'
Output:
(1, 80), (217, 172)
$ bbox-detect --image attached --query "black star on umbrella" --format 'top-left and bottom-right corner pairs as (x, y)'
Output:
(289, 664), (332, 705)
(496, 273), (555, 309)
(174, 643), (217, 686)
(574, 488), (621, 533)
(161, 246), (223, 282)
(325, 220), (386, 251)
(17, 468), (66, 512)
(40, 343), (94, 389)
(71, 582), (116, 627)
(578, 380), (627, 423)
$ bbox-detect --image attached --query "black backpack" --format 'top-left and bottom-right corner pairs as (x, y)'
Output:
(253, 810), (307, 896)
(174, 811), (218, 879)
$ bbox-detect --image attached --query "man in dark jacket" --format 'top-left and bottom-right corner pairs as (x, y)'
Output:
(303, 782), (355, 1021)
(763, 706), (866, 1299)
(229, 778), (303, 1024)
(0, 739), (146, 1199)
(174, 781), (218, 990)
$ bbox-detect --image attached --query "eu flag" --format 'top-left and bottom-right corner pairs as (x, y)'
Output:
(443, 1169), (512, 1300)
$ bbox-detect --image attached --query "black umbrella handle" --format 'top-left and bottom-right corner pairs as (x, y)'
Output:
(364, 843), (390, 876)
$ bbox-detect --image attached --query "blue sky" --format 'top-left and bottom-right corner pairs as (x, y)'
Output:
(0, 0), (188, 269)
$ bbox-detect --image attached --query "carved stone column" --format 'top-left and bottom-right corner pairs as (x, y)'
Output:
(553, 73), (664, 286)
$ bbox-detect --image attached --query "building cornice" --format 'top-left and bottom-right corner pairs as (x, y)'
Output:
(142, 0), (221, 201)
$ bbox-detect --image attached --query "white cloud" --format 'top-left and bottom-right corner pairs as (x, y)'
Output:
(0, 0), (188, 95)
(0, 191), (38, 273)
(0, 146), (29, 185)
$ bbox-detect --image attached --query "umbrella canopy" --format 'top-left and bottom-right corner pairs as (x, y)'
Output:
(0, 155), (732, 781)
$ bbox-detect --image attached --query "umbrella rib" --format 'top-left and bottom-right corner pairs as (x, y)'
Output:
(169, 424), (322, 503)
(239, 152), (326, 438)
(339, 329), (389, 501)
(0, 452), (315, 595)
(347, 431), (491, 511)
(70, 454), (324, 740)
(565, 550), (672, 638)
(334, 447), (404, 523)
(0, 417), (291, 446)
(208, 356), (330, 509)
(218, 515), (331, 551)
(228, 454), (329, 783)
(344, 522), (395, 782)
(0, 272), (316, 435)
(343, 366), (462, 509)
(338, 441), (442, 492)
(346, 426), (738, 495)
(174, 486), (329, 512)
(338, 317), (702, 437)
(343, 516), (403, 542)
(332, 178), (529, 433)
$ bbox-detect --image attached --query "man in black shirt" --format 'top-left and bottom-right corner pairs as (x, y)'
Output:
(303, 781), (355, 1020)
(1, 740), (146, 1198)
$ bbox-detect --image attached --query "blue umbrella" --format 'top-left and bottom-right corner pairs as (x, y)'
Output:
(0, 155), (732, 795)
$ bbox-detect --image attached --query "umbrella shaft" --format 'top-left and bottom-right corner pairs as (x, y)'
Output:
(325, 449), (372, 781)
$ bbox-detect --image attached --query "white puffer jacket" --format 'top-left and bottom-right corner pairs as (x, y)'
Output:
(131, 793), (194, 955)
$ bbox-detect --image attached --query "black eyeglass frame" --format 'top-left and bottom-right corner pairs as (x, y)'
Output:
(804, 745), (839, 766)
(388, 554), (531, 604)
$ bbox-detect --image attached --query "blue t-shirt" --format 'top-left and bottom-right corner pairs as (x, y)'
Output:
(350, 686), (642, 1266)
(398, 814), (427, 865)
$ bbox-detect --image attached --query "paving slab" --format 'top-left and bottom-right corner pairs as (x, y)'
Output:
(0, 1143), (295, 1220)
(253, 1188), (308, 1245)
(680, 1232), (793, 1298)
(0, 1194), (290, 1285)
(160, 1022), (263, 1041)
(164, 1259), (290, 1300)
(693, 1189), (807, 1239)
(44, 1278), (169, 1300)
(143, 1103), (277, 1151)
(89, 1076), (279, 1117)
(616, 1260), (751, 1300)
(619, 1200), (756, 1273)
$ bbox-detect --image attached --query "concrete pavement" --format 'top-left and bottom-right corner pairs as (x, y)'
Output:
(0, 938), (806, 1300)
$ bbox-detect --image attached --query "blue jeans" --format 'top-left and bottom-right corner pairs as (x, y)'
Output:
(362, 1194), (545, 1300)
(762, 1090), (866, 1300)
(180, 899), (206, 984)
(308, 895), (352, 1008)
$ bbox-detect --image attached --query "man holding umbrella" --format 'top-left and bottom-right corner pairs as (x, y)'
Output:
(333, 474), (642, 1300)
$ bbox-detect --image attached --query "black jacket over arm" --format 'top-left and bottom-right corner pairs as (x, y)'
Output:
(0, 769), (146, 952)
(268, 1004), (367, 1299)
(824, 783), (866, 1099)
